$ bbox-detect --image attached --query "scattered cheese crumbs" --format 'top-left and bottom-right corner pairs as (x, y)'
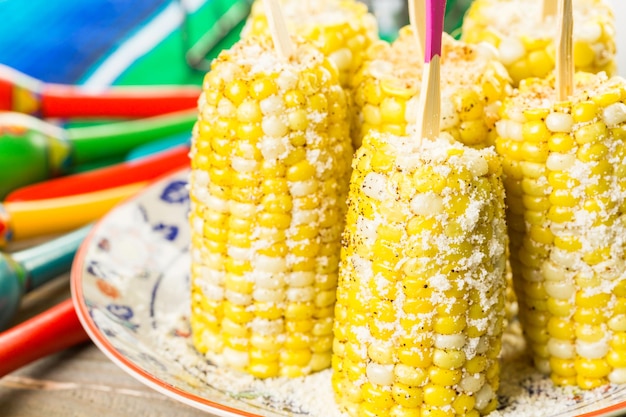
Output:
(155, 310), (626, 417)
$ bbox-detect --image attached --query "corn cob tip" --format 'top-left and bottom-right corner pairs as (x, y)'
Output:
(461, 0), (616, 86)
(242, 0), (379, 89)
(352, 26), (512, 149)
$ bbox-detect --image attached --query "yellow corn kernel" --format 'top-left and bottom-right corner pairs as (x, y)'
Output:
(572, 101), (598, 123)
(548, 133), (575, 152)
(224, 80), (248, 105)
(432, 349), (466, 370)
(428, 367), (462, 386)
(433, 316), (466, 335)
(574, 308), (608, 326)
(522, 120), (550, 143)
(528, 49), (554, 78)
(577, 143), (609, 162)
(550, 357), (576, 377)
(548, 298), (573, 317)
(359, 402), (390, 417)
(575, 358), (611, 379)
(393, 364), (427, 387)
(554, 235), (582, 252)
(507, 60), (532, 87)
(249, 361), (279, 378)
(611, 333), (626, 350)
(548, 171), (579, 189)
(593, 89), (621, 107)
(453, 393), (476, 415)
(361, 382), (394, 408)
(549, 189), (577, 207)
(575, 121), (608, 145)
(522, 195), (550, 212)
(459, 120), (489, 146)
(453, 90), (484, 121)
(547, 205), (574, 223)
(552, 374), (577, 386)
(521, 141), (549, 162)
(547, 317), (575, 340)
(380, 97), (406, 123)
(391, 383), (423, 408)
(423, 385), (456, 407)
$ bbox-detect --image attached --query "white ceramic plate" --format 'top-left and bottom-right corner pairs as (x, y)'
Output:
(71, 169), (626, 417)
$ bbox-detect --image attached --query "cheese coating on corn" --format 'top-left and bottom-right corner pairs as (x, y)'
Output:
(461, 0), (616, 86)
(352, 27), (512, 149)
(189, 36), (352, 379)
(332, 131), (507, 417)
(241, 0), (379, 90)
(495, 72), (626, 389)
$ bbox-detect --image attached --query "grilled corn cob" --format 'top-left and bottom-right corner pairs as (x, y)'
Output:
(332, 131), (508, 417)
(188, 36), (353, 378)
(495, 72), (626, 389)
(241, 0), (379, 90)
(352, 26), (512, 148)
(461, 0), (616, 87)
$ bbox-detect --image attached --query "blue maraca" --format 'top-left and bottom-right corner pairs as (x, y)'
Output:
(0, 225), (90, 330)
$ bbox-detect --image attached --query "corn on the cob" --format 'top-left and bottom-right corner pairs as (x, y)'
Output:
(495, 72), (626, 389)
(332, 131), (508, 417)
(461, 0), (616, 87)
(241, 0), (379, 90)
(352, 26), (512, 149)
(188, 36), (353, 379)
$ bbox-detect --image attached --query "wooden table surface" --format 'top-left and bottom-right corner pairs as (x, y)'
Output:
(0, 271), (214, 417)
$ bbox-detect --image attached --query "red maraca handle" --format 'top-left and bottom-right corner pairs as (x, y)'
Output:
(0, 298), (89, 377)
(0, 63), (201, 119)
(42, 85), (201, 119)
(6, 144), (189, 202)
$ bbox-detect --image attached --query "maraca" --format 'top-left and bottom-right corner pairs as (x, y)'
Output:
(0, 225), (90, 330)
(6, 143), (189, 201)
(0, 184), (142, 248)
(0, 109), (195, 198)
(0, 144), (190, 246)
(0, 63), (201, 119)
(0, 298), (88, 377)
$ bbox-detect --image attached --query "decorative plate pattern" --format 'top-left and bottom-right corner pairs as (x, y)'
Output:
(71, 168), (626, 417)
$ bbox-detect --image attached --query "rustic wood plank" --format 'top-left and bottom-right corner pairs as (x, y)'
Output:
(0, 270), (217, 417)
(0, 345), (206, 417)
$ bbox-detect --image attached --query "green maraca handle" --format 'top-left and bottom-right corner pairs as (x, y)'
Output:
(11, 225), (91, 292)
(0, 109), (195, 198)
(68, 109), (197, 165)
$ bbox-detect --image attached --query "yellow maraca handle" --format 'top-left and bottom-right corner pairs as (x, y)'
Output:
(4, 182), (146, 242)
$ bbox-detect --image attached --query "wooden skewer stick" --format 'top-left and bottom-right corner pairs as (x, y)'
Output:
(409, 0), (426, 60)
(415, 0), (447, 144)
(556, 0), (573, 100)
(263, 0), (295, 60)
(542, 0), (558, 20)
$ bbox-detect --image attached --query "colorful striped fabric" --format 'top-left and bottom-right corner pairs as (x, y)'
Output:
(0, 0), (244, 88)
(0, 1), (472, 88)
(0, 0), (171, 84)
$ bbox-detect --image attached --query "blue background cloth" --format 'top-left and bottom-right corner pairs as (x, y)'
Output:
(0, 0), (170, 83)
